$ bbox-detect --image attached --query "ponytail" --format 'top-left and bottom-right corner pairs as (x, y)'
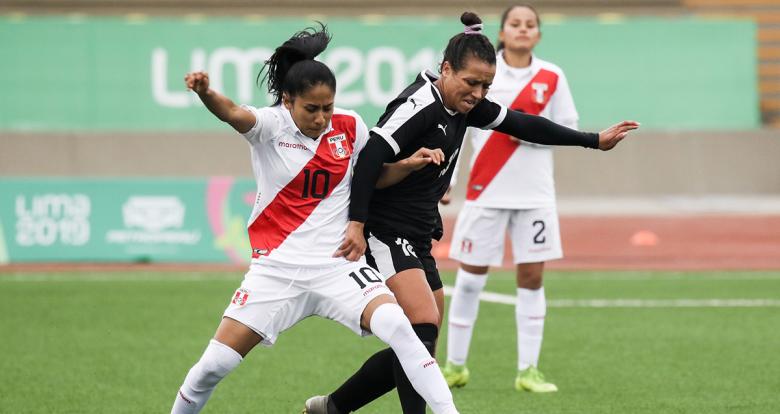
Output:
(258, 23), (336, 106)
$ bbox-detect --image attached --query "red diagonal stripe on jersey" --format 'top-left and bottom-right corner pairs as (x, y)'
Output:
(248, 114), (356, 259)
(466, 69), (559, 201)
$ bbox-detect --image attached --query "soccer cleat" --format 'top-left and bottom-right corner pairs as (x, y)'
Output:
(302, 395), (330, 414)
(442, 361), (470, 388)
(514, 366), (558, 393)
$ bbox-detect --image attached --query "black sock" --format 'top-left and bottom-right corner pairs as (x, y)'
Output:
(329, 348), (395, 413)
(393, 323), (439, 414)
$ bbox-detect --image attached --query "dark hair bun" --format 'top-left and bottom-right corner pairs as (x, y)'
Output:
(460, 11), (483, 27)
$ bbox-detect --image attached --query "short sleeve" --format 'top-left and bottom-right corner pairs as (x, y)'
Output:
(240, 105), (278, 144)
(549, 71), (579, 130)
(466, 96), (507, 130)
(371, 99), (435, 155)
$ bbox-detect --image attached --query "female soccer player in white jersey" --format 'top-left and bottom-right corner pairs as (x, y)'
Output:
(442, 4), (575, 393)
(170, 25), (460, 414)
(305, 11), (638, 414)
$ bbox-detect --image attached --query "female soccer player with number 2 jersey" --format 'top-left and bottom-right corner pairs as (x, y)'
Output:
(305, 11), (638, 414)
(443, 4), (578, 393)
(170, 25), (459, 414)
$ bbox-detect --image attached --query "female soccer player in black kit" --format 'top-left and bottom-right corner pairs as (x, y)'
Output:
(305, 12), (638, 414)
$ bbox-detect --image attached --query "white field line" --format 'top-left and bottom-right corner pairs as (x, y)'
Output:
(541, 273), (780, 281)
(3, 275), (780, 308)
(442, 286), (780, 308)
(0, 273), (240, 282)
(4, 272), (780, 282)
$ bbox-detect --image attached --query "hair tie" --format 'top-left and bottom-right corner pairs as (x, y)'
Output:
(464, 23), (483, 35)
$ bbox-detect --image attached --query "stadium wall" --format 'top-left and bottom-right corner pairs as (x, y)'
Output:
(2, 131), (778, 196)
(0, 15), (758, 131)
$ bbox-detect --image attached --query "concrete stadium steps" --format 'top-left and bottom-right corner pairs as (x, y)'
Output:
(684, 0), (780, 127)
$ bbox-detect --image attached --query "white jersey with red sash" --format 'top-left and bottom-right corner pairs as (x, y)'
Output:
(240, 105), (369, 267)
(462, 53), (578, 209)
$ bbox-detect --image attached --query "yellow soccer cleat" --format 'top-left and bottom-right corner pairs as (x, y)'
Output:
(515, 366), (558, 393)
(442, 361), (470, 388)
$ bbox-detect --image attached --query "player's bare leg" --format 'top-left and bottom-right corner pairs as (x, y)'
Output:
(171, 318), (262, 414)
(306, 287), (457, 414)
(515, 262), (557, 392)
(443, 263), (488, 387)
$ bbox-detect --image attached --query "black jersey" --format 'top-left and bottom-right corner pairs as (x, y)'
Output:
(366, 70), (507, 240)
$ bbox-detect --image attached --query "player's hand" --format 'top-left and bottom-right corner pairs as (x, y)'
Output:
(404, 147), (444, 171)
(184, 71), (210, 95)
(334, 221), (366, 261)
(598, 121), (640, 151)
(440, 186), (452, 205)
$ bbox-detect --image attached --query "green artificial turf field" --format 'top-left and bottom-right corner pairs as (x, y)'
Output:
(1, 270), (779, 413)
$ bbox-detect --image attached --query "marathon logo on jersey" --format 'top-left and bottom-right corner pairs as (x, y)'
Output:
(327, 133), (350, 160)
(232, 288), (250, 306)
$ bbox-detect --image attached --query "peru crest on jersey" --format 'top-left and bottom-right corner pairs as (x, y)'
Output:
(327, 133), (351, 160)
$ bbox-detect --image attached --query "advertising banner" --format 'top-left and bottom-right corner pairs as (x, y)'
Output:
(0, 16), (758, 131)
(0, 178), (258, 264)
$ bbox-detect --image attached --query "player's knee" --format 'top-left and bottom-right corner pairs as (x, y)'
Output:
(191, 359), (225, 390)
(517, 268), (543, 289)
(403, 304), (440, 326)
(369, 302), (409, 342)
(456, 274), (487, 295)
(190, 340), (242, 390)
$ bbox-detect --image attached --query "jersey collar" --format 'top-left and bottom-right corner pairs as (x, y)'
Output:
(421, 70), (458, 116)
(498, 50), (537, 79)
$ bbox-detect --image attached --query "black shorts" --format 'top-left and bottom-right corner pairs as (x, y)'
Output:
(364, 231), (443, 291)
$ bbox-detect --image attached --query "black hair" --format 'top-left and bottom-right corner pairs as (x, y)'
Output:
(258, 23), (336, 106)
(440, 12), (496, 72)
(496, 4), (541, 51)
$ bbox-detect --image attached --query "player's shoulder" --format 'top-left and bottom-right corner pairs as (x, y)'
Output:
(333, 107), (362, 122)
(409, 71), (439, 106)
(331, 107), (368, 140)
(387, 70), (438, 113)
(248, 104), (286, 125)
(534, 56), (567, 76)
(240, 104), (286, 141)
(376, 71), (439, 127)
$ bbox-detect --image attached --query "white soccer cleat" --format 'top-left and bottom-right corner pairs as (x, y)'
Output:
(303, 395), (330, 414)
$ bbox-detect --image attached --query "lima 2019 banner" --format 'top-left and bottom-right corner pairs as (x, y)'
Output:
(0, 178), (258, 264)
(0, 16), (758, 131)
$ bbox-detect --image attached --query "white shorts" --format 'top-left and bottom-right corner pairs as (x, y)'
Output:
(449, 205), (563, 267)
(223, 260), (393, 346)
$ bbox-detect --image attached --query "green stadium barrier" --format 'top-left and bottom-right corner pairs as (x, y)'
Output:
(0, 15), (757, 131)
(0, 178), (257, 264)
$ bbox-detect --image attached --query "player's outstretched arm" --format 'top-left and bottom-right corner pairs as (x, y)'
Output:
(184, 71), (256, 133)
(376, 147), (444, 189)
(494, 110), (639, 151)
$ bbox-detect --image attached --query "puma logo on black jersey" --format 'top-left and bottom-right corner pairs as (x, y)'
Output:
(437, 123), (447, 135)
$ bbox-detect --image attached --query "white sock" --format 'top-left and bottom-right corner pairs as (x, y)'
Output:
(516, 287), (546, 371)
(171, 339), (243, 414)
(446, 268), (488, 366)
(370, 303), (459, 414)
